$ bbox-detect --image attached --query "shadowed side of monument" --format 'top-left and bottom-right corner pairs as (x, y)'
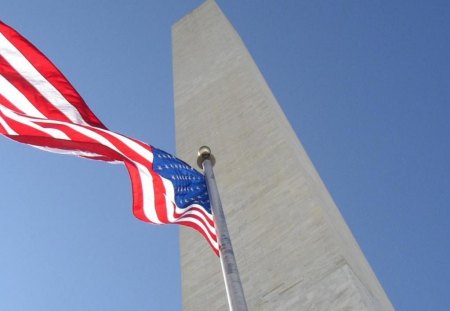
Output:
(172, 1), (394, 310)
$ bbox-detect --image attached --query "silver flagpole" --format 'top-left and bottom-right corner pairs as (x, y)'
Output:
(197, 146), (248, 311)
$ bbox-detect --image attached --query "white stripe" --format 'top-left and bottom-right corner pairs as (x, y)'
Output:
(174, 203), (214, 221)
(32, 118), (143, 165)
(135, 163), (161, 224)
(0, 33), (88, 125)
(174, 202), (215, 222)
(25, 117), (134, 164)
(5, 111), (148, 170)
(34, 146), (107, 158)
(168, 199), (216, 233)
(177, 207), (216, 233)
(161, 177), (176, 220)
(63, 122), (122, 153)
(2, 109), (135, 164)
(0, 75), (46, 118)
(97, 128), (154, 163)
(1, 107), (69, 139)
(0, 114), (17, 135)
(175, 216), (218, 249)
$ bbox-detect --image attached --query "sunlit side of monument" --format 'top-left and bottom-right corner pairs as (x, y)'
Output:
(173, 1), (394, 310)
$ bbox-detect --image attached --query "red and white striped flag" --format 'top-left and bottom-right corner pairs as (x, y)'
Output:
(0, 21), (218, 255)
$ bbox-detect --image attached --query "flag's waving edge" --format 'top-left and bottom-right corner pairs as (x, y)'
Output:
(0, 21), (219, 256)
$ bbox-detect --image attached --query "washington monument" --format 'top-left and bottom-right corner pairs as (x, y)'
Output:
(173, 1), (394, 310)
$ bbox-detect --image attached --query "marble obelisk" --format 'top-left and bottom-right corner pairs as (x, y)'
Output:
(172, 1), (394, 310)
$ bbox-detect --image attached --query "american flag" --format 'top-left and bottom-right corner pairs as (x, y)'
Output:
(0, 21), (218, 255)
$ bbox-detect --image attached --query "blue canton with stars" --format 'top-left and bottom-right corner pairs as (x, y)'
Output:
(152, 148), (211, 213)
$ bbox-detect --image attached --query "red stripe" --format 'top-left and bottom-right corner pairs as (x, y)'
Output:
(0, 120), (7, 134)
(148, 156), (169, 223)
(131, 137), (152, 151)
(30, 120), (126, 161)
(34, 119), (152, 169)
(0, 93), (18, 112)
(80, 155), (118, 161)
(34, 118), (153, 167)
(0, 111), (121, 161)
(125, 162), (149, 222)
(0, 55), (72, 122)
(0, 111), (53, 138)
(0, 21), (106, 129)
(86, 127), (152, 167)
(178, 213), (217, 241)
(7, 134), (124, 161)
(171, 201), (217, 240)
(35, 120), (101, 143)
(174, 206), (215, 228)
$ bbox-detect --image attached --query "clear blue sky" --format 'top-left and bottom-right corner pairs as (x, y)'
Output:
(1, 1), (449, 310)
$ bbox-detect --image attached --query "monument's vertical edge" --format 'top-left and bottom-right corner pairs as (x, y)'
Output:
(173, 1), (394, 310)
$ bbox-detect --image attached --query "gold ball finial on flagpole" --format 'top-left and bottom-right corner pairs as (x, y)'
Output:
(197, 145), (216, 168)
